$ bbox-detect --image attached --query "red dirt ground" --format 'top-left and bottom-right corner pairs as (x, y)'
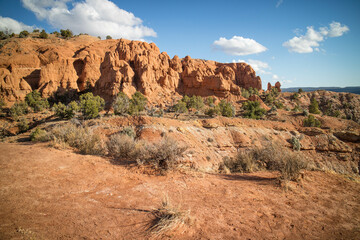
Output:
(0, 143), (359, 239)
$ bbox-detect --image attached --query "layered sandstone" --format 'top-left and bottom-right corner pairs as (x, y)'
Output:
(0, 35), (262, 105)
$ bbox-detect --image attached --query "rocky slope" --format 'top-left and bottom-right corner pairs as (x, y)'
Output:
(0, 34), (262, 105)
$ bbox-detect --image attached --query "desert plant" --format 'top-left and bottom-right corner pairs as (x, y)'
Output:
(298, 88), (303, 93)
(113, 92), (130, 115)
(25, 90), (49, 112)
(303, 115), (321, 127)
(19, 30), (29, 38)
(241, 88), (250, 98)
(30, 128), (49, 142)
(120, 126), (136, 138)
(106, 35), (112, 39)
(290, 136), (301, 151)
(243, 101), (266, 119)
(136, 137), (187, 171)
(218, 100), (235, 117)
(53, 101), (79, 119)
(49, 122), (104, 155)
(10, 101), (28, 119)
(17, 117), (29, 132)
(60, 29), (73, 38)
(0, 97), (5, 112)
(223, 151), (258, 173)
(79, 92), (105, 119)
(149, 195), (189, 236)
(107, 133), (137, 160)
(205, 96), (215, 106)
(33, 29), (40, 33)
(205, 106), (221, 117)
(128, 91), (147, 115)
(309, 98), (321, 114)
(303, 109), (309, 116)
(39, 29), (48, 39)
(187, 96), (204, 110)
(173, 101), (188, 113)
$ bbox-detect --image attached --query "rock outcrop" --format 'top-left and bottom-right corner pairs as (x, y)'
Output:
(267, 81), (281, 93)
(0, 35), (262, 105)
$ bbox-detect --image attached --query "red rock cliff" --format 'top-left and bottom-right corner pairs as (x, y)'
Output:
(0, 36), (262, 104)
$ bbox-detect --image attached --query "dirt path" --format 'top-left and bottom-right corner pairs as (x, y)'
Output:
(0, 143), (359, 239)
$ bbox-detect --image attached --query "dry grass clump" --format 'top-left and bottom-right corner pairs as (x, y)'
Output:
(49, 122), (104, 155)
(149, 196), (190, 236)
(107, 134), (187, 171)
(223, 143), (308, 181)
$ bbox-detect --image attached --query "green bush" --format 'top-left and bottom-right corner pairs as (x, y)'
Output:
(25, 90), (49, 112)
(10, 101), (28, 119)
(303, 115), (321, 127)
(19, 30), (29, 38)
(205, 96), (215, 106)
(128, 91), (147, 115)
(17, 117), (29, 132)
(290, 136), (301, 151)
(106, 35), (112, 39)
(309, 98), (321, 114)
(205, 106), (221, 117)
(79, 92), (105, 119)
(30, 128), (49, 142)
(113, 92), (130, 115)
(218, 100), (235, 117)
(107, 134), (137, 160)
(173, 101), (188, 113)
(53, 101), (79, 119)
(243, 101), (266, 119)
(60, 29), (73, 38)
(188, 96), (204, 110)
(0, 31), (10, 40)
(241, 88), (250, 98)
(39, 30), (48, 39)
(298, 88), (303, 93)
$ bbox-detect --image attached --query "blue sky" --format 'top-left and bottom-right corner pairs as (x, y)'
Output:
(0, 0), (359, 88)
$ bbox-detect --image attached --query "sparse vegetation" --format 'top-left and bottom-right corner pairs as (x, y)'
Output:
(309, 98), (321, 114)
(53, 101), (79, 119)
(113, 92), (130, 115)
(290, 136), (301, 151)
(17, 117), (29, 132)
(106, 35), (112, 39)
(79, 92), (105, 119)
(128, 91), (147, 115)
(107, 133), (137, 160)
(60, 29), (73, 38)
(303, 115), (321, 127)
(10, 101), (28, 119)
(19, 30), (29, 38)
(25, 90), (49, 112)
(39, 29), (48, 39)
(49, 122), (104, 155)
(218, 100), (235, 117)
(30, 128), (49, 142)
(149, 196), (190, 236)
(173, 101), (188, 113)
(222, 144), (307, 181)
(243, 101), (266, 119)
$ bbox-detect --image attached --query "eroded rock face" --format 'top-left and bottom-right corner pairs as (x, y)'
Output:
(0, 36), (263, 104)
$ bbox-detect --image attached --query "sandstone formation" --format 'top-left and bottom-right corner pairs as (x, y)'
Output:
(267, 81), (281, 93)
(0, 35), (262, 105)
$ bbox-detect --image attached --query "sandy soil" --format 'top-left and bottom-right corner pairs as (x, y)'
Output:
(0, 143), (359, 239)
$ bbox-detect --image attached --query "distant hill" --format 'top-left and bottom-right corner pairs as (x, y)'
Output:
(282, 87), (360, 95)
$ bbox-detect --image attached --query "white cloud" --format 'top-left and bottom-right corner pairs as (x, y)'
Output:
(233, 59), (271, 75)
(21, 0), (156, 40)
(272, 74), (279, 80)
(283, 21), (349, 53)
(276, 0), (284, 8)
(213, 36), (267, 56)
(0, 16), (35, 33)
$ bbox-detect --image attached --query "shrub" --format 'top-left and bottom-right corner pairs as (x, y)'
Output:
(309, 98), (321, 114)
(149, 196), (190, 236)
(298, 88), (303, 93)
(107, 134), (137, 160)
(218, 100), (235, 117)
(120, 126), (136, 138)
(39, 30), (48, 39)
(290, 136), (301, 151)
(128, 91), (147, 115)
(25, 90), (49, 112)
(241, 88), (250, 98)
(187, 96), (204, 110)
(49, 122), (104, 155)
(173, 101), (188, 113)
(19, 30), (29, 38)
(243, 101), (266, 119)
(205, 96), (215, 106)
(205, 106), (221, 117)
(0, 31), (9, 40)
(33, 29), (40, 33)
(106, 35), (112, 39)
(303, 109), (309, 116)
(30, 128), (49, 142)
(60, 29), (73, 38)
(303, 115), (321, 127)
(17, 117), (29, 132)
(223, 151), (258, 173)
(53, 101), (79, 119)
(79, 92), (105, 119)
(10, 101), (28, 119)
(113, 92), (130, 115)
(223, 144), (307, 181)
(0, 97), (5, 112)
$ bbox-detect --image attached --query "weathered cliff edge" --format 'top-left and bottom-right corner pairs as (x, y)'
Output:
(0, 35), (262, 104)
